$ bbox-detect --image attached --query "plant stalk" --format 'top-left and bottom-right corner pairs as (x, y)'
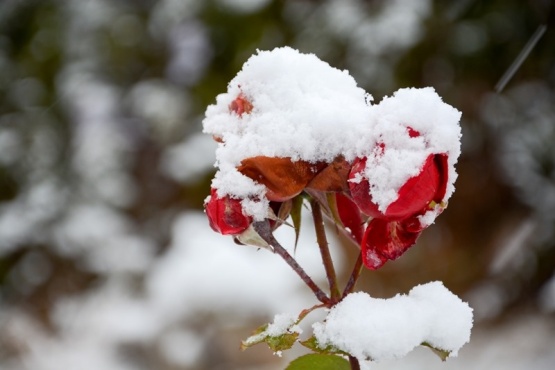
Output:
(253, 221), (332, 305)
(349, 356), (361, 370)
(310, 198), (341, 303)
(342, 253), (364, 298)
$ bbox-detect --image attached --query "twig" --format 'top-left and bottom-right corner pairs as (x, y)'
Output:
(342, 253), (364, 298)
(310, 198), (341, 303)
(253, 221), (332, 305)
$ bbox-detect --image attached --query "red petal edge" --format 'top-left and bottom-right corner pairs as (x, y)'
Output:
(335, 193), (364, 243)
(360, 217), (423, 270)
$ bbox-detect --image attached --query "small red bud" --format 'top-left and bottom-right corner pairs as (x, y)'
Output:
(205, 189), (251, 235)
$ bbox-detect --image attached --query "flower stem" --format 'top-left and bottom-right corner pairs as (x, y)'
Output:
(349, 356), (361, 370)
(342, 253), (363, 298)
(252, 221), (332, 305)
(310, 198), (341, 303)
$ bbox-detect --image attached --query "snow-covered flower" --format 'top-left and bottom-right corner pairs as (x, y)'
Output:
(203, 48), (461, 271)
(348, 148), (450, 269)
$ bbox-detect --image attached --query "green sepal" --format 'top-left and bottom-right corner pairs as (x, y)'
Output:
(325, 192), (343, 227)
(234, 224), (272, 250)
(422, 342), (451, 361)
(285, 353), (350, 370)
(291, 195), (304, 252)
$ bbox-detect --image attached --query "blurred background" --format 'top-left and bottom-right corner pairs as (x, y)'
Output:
(1, 0), (554, 369)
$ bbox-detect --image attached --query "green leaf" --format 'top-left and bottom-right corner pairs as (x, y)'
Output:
(265, 332), (299, 352)
(291, 195), (303, 251)
(241, 323), (299, 353)
(422, 342), (451, 361)
(286, 354), (350, 370)
(300, 336), (349, 356)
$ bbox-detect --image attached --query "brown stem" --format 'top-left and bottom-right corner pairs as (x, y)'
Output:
(310, 198), (341, 303)
(253, 221), (332, 305)
(342, 253), (364, 298)
(349, 356), (361, 370)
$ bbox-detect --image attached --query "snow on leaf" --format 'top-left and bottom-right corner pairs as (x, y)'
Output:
(241, 313), (302, 353)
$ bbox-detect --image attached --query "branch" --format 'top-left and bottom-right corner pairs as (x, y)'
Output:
(342, 253), (363, 298)
(310, 198), (341, 302)
(253, 221), (331, 305)
(349, 356), (361, 370)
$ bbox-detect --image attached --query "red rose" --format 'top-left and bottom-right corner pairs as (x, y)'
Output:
(205, 188), (252, 235)
(348, 128), (450, 269)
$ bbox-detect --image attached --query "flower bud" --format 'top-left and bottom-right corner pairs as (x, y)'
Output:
(205, 189), (252, 235)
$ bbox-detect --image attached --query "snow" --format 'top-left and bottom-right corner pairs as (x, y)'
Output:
(313, 281), (473, 366)
(203, 47), (461, 221)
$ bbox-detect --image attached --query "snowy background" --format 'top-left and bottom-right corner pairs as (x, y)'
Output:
(1, 0), (554, 369)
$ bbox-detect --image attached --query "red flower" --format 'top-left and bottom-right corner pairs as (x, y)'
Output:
(349, 153), (448, 221)
(348, 135), (450, 269)
(205, 188), (252, 235)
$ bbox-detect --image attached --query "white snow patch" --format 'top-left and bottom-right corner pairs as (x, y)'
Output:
(313, 281), (473, 365)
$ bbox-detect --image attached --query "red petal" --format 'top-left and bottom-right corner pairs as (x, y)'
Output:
(348, 157), (384, 219)
(384, 154), (440, 220)
(407, 127), (421, 138)
(335, 193), (364, 243)
(360, 219), (388, 270)
(360, 218), (422, 270)
(433, 154), (449, 203)
(349, 153), (450, 221)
